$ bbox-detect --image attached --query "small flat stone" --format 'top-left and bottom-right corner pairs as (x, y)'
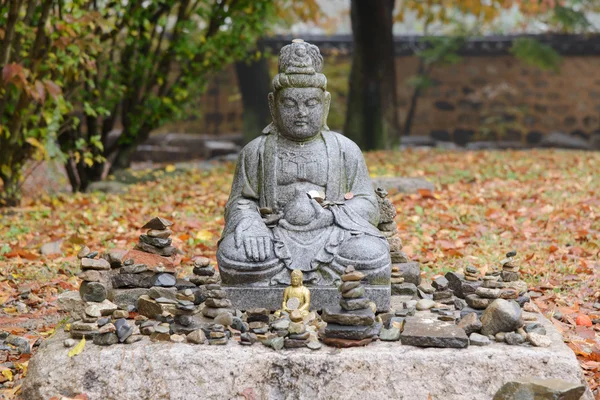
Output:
(6, 335), (31, 353)
(170, 334), (185, 343)
(341, 286), (365, 299)
(528, 332), (552, 347)
(288, 322), (306, 335)
(114, 319), (134, 343)
(493, 378), (586, 400)
(306, 340), (322, 350)
(193, 265), (215, 276)
(150, 332), (170, 342)
(98, 323), (116, 334)
(392, 282), (418, 297)
(400, 316), (469, 349)
(202, 307), (235, 319)
(214, 312), (233, 327)
(81, 258), (111, 270)
(270, 318), (290, 331)
(321, 337), (373, 348)
(379, 327), (401, 341)
(85, 300), (118, 316)
(323, 323), (381, 340)
(416, 299), (435, 311)
(124, 335), (143, 344)
(465, 294), (492, 309)
(120, 264), (149, 274)
(137, 296), (163, 319)
(339, 297), (371, 311)
(193, 257), (211, 267)
(341, 271), (365, 282)
(284, 339), (308, 349)
(457, 312), (482, 335)
(339, 281), (361, 292)
(63, 338), (76, 348)
(469, 333), (491, 346)
(205, 298), (233, 309)
(417, 283), (435, 294)
(93, 332), (118, 346)
(112, 310), (129, 319)
(80, 282), (108, 303)
(187, 330), (206, 344)
(322, 307), (375, 326)
(153, 273), (176, 287)
(499, 288), (519, 299)
(432, 276), (449, 291)
(141, 217), (173, 230)
(84, 305), (102, 318)
(505, 332), (526, 345)
(78, 270), (101, 282)
(475, 287), (501, 299)
(139, 235), (172, 249)
(77, 246), (92, 259)
(147, 229), (172, 238)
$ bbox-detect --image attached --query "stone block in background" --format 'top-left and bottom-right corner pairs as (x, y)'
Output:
(371, 177), (435, 194)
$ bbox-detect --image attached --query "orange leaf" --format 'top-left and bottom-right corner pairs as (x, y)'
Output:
(548, 245), (558, 253)
(418, 189), (435, 199)
(576, 315), (593, 327)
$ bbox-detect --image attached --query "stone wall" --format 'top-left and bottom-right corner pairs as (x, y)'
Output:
(159, 35), (600, 146)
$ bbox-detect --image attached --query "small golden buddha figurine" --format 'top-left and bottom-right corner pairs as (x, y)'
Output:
(279, 269), (311, 316)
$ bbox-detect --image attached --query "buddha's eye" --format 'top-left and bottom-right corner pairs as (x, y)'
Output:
(281, 98), (295, 107)
(306, 98), (320, 107)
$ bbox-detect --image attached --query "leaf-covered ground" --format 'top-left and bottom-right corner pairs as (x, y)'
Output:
(1, 148), (599, 397)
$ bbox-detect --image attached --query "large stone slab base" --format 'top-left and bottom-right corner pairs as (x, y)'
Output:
(23, 315), (592, 400)
(223, 285), (390, 311)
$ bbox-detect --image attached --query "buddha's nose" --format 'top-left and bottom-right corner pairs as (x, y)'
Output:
(297, 105), (308, 117)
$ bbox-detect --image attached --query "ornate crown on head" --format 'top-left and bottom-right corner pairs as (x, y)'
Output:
(272, 39), (327, 91)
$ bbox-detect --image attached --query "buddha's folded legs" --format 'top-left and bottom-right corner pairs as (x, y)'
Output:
(217, 234), (283, 286)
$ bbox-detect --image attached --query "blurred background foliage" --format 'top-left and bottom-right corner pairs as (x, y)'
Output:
(1, 0), (599, 206)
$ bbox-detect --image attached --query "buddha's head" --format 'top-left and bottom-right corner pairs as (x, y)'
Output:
(290, 269), (303, 287)
(267, 39), (330, 141)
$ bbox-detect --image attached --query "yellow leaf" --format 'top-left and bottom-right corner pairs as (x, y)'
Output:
(39, 328), (55, 336)
(68, 337), (85, 357)
(1, 368), (13, 381)
(65, 323), (71, 332)
(26, 137), (48, 157)
(195, 230), (213, 241)
(165, 164), (176, 173)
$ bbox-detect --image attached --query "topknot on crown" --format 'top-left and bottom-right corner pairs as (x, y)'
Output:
(278, 39), (323, 75)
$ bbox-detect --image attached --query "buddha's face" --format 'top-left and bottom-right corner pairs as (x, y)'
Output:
(274, 87), (325, 141)
(291, 273), (302, 286)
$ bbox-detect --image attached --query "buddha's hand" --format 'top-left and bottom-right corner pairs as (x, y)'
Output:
(306, 198), (334, 229)
(234, 218), (272, 262)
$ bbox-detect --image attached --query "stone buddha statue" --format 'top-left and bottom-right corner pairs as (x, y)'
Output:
(217, 39), (391, 304)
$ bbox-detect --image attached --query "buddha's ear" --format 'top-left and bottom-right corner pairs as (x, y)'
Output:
(322, 91), (331, 131)
(268, 92), (276, 122)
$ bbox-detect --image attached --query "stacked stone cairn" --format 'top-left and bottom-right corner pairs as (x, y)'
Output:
(453, 252), (551, 348)
(320, 266), (380, 347)
(68, 246), (142, 346)
(375, 187), (422, 295)
(134, 217), (177, 257)
(201, 284), (234, 319)
(190, 256), (219, 286)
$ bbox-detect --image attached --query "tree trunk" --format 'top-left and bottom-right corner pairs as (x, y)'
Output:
(344, 0), (399, 150)
(402, 58), (426, 137)
(0, 169), (21, 207)
(235, 53), (271, 144)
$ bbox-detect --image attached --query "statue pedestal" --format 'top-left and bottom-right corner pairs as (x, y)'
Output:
(223, 285), (391, 312)
(22, 313), (592, 400)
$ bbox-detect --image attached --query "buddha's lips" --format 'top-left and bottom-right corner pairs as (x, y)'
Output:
(294, 121), (308, 126)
